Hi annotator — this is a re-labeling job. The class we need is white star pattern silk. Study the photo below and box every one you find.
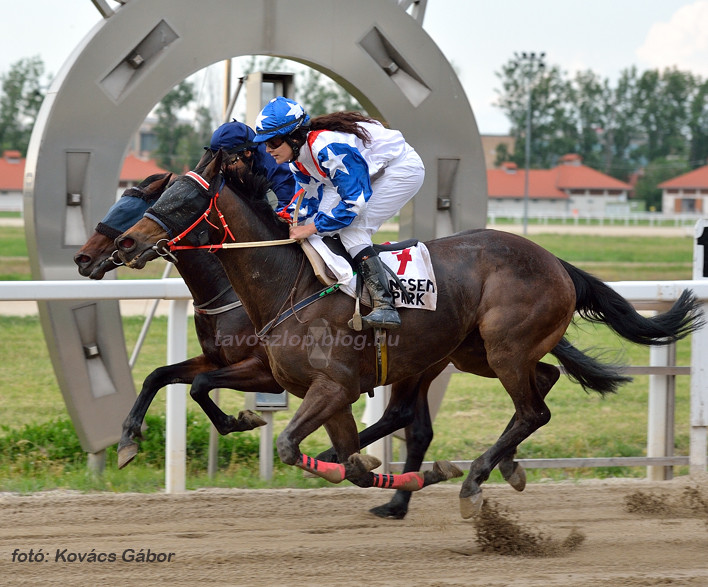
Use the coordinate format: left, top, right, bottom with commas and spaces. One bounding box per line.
254, 110, 268, 131
286, 102, 305, 119
320, 148, 349, 176
288, 120, 410, 233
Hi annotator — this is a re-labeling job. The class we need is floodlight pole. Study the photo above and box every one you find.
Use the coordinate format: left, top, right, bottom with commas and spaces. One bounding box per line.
513, 52, 545, 235
523, 88, 532, 235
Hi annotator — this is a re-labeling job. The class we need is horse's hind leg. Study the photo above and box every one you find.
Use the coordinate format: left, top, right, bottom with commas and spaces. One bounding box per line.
459, 359, 555, 518
497, 362, 560, 491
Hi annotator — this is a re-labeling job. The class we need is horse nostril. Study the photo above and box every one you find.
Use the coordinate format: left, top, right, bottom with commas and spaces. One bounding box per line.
117, 237, 135, 251
74, 253, 91, 266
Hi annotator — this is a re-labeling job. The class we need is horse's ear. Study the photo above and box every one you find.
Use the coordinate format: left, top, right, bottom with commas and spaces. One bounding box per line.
203, 149, 223, 182
159, 172, 173, 190
194, 148, 213, 172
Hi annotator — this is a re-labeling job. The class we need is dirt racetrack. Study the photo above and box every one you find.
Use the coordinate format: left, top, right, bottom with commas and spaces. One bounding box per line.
1, 475, 708, 587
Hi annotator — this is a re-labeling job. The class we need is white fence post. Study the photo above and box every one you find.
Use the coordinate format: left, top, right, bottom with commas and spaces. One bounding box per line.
363, 385, 391, 472
647, 344, 675, 480
691, 220, 708, 474
165, 299, 189, 493
690, 312, 708, 474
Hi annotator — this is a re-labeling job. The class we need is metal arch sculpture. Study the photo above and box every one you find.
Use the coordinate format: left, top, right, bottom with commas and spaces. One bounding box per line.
24, 0, 486, 454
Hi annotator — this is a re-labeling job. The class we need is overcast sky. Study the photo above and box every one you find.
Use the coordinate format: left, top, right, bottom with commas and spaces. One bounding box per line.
1, 0, 706, 134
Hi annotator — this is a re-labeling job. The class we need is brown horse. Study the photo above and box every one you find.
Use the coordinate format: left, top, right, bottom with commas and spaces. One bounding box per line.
75, 170, 460, 516
115, 150, 702, 517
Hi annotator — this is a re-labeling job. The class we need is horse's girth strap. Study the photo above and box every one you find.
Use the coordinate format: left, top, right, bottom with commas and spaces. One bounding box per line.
374, 328, 388, 387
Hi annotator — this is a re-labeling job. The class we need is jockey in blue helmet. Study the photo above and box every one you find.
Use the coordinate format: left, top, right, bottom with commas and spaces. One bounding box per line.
208, 120, 296, 210
252, 96, 425, 330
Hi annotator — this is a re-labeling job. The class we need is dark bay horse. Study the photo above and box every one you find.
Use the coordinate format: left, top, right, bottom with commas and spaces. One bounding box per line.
115, 151, 703, 517
75, 170, 460, 516
74, 173, 275, 468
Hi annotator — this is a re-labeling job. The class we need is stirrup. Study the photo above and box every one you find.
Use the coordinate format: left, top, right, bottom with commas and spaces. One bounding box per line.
361, 307, 401, 330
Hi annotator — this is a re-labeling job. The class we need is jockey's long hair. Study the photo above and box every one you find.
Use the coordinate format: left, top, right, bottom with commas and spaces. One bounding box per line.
288, 111, 384, 154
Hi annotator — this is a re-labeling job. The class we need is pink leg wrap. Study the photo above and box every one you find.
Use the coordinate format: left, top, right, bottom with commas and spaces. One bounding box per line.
298, 454, 346, 483
371, 471, 425, 492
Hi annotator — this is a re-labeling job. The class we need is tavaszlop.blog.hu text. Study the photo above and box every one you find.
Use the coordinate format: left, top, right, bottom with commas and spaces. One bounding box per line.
11, 548, 175, 563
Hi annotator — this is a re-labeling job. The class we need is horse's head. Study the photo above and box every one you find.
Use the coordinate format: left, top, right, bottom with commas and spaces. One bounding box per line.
115, 150, 223, 269
74, 172, 173, 278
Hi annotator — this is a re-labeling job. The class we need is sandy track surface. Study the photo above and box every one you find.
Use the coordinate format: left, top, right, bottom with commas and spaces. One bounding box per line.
1, 476, 707, 586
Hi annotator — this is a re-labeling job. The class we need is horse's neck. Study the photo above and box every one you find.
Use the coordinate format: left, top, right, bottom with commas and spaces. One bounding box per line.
207, 180, 320, 329
214, 245, 317, 331
173, 250, 237, 306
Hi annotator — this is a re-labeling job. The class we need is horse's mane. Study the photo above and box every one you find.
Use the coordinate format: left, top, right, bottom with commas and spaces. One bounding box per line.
221, 164, 290, 237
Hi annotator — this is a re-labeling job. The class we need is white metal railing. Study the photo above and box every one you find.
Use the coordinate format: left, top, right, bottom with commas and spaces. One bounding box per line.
487, 211, 701, 228
1, 278, 708, 491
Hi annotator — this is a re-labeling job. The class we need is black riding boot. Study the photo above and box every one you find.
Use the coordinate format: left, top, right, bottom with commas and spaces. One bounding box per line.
354, 248, 401, 330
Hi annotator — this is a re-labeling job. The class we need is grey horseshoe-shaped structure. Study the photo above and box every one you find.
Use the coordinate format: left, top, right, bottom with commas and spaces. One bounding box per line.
24, 0, 486, 453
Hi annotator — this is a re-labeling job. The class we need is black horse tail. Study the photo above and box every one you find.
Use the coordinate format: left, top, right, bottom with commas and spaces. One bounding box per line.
558, 258, 705, 346
550, 337, 631, 396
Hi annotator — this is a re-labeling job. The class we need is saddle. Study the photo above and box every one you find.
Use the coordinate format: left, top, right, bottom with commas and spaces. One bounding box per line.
301, 234, 419, 287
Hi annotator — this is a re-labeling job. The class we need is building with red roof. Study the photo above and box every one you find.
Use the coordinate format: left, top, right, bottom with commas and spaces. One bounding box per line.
0, 150, 24, 194
117, 153, 170, 189
0, 151, 169, 211
658, 166, 708, 214
487, 154, 633, 217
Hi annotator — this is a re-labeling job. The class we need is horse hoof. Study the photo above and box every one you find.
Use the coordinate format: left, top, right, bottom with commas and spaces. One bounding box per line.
459, 491, 483, 519
369, 503, 408, 520
507, 464, 527, 492
348, 453, 382, 473
433, 460, 464, 480
239, 409, 267, 429
117, 443, 139, 469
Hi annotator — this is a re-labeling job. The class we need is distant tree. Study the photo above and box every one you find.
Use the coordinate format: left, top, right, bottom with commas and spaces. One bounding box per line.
152, 81, 215, 172
688, 78, 708, 167
633, 68, 695, 164
634, 157, 692, 211
495, 60, 708, 196
495, 59, 576, 169
0, 56, 46, 155
493, 142, 513, 167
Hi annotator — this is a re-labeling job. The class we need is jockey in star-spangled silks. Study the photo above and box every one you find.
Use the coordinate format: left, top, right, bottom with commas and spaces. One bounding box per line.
252, 96, 425, 330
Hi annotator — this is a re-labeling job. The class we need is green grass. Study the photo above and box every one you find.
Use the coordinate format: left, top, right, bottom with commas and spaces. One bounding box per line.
0, 303, 695, 492
0, 226, 28, 257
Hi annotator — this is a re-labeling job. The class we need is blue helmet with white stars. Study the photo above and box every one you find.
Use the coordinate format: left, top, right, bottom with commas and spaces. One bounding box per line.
252, 97, 310, 143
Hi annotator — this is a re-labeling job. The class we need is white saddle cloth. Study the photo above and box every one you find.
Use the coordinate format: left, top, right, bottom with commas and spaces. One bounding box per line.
306, 235, 437, 311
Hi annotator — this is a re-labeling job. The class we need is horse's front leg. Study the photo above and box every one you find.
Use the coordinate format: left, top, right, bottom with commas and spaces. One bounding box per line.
369, 363, 462, 519
118, 356, 210, 468
283, 379, 457, 493
189, 356, 279, 434
276, 377, 358, 470
275, 377, 390, 485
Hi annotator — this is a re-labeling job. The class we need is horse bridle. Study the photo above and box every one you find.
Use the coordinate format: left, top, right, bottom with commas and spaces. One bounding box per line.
150, 170, 299, 259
